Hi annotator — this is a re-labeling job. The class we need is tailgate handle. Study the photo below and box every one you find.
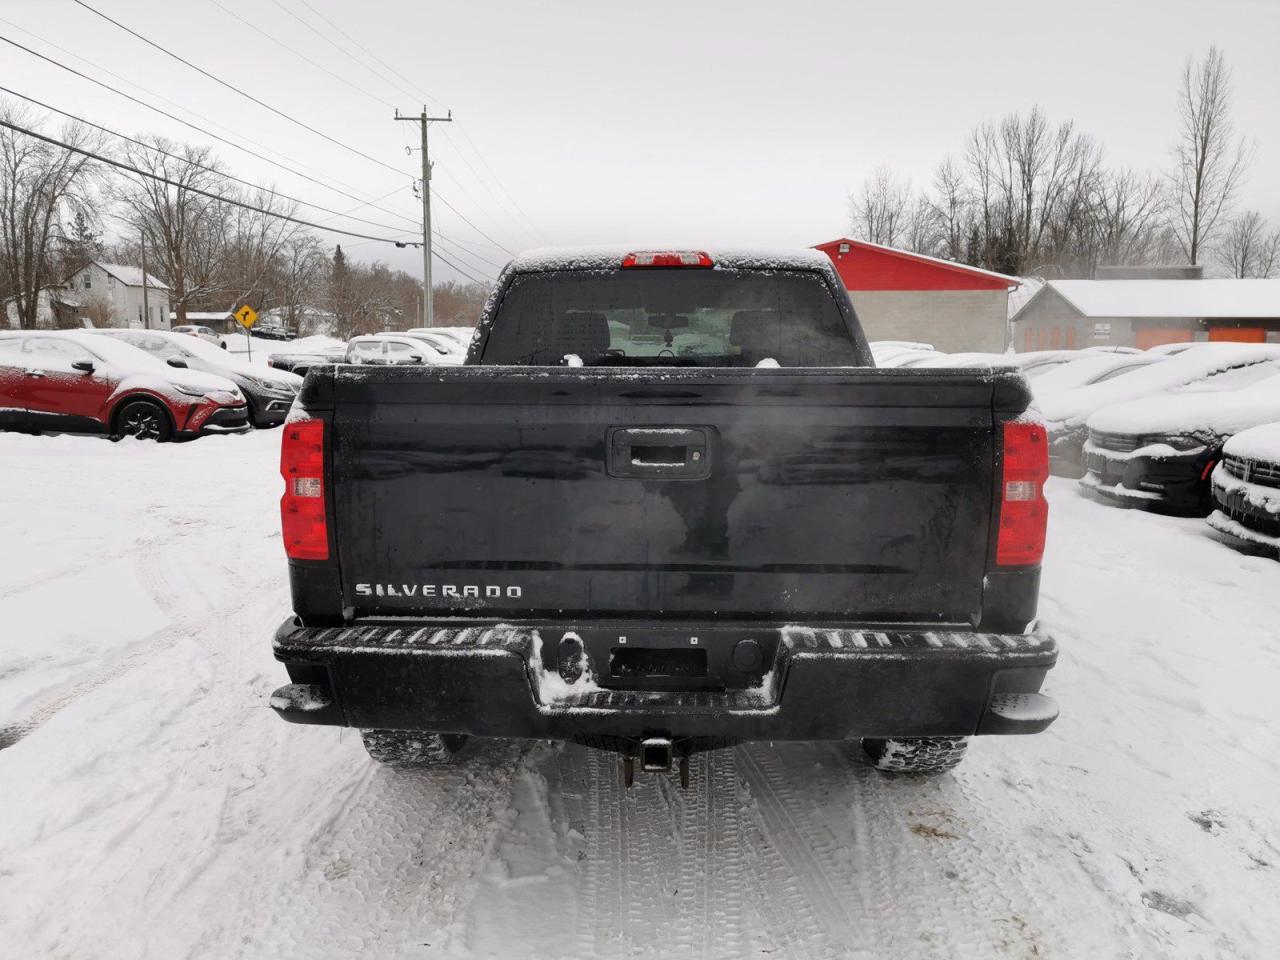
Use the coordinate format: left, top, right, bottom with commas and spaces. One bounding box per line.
607, 426, 711, 480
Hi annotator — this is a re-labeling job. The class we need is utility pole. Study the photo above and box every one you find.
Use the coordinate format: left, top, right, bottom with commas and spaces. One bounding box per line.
140, 234, 150, 330
396, 106, 451, 326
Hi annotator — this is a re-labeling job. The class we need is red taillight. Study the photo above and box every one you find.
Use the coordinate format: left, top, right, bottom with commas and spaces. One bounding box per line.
996, 420, 1049, 566
280, 417, 328, 561
620, 250, 714, 268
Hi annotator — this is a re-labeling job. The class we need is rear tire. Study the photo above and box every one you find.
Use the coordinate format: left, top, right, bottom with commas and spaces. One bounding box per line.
360, 729, 469, 767
862, 737, 968, 775
112, 399, 172, 442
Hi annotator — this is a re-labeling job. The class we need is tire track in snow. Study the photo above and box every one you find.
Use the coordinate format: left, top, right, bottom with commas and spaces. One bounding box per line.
244, 740, 532, 959
736, 743, 859, 958
561, 747, 754, 959
0, 542, 257, 751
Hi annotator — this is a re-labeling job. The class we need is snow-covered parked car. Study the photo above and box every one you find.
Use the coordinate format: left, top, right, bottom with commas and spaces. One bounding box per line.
171, 324, 226, 349
1029, 352, 1165, 403
92, 329, 303, 428
1079, 373, 1280, 515
1037, 344, 1280, 476
869, 340, 937, 366
913, 351, 1018, 369
0, 330, 249, 441
344, 335, 436, 366
375, 330, 464, 365
1206, 422, 1280, 559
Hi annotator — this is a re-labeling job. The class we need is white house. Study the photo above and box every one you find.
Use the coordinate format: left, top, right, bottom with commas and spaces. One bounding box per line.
63, 261, 171, 330
4, 288, 82, 328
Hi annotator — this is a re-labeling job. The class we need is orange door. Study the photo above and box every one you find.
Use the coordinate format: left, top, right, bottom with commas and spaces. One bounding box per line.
1208, 327, 1265, 343
1135, 328, 1193, 350
1066, 327, 1077, 349
1024, 329, 1034, 352
1050, 327, 1061, 348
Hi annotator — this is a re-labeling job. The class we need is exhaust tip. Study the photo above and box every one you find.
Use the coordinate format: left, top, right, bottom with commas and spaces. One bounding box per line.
640, 737, 673, 772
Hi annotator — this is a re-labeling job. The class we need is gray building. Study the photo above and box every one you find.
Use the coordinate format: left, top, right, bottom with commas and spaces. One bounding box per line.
1012, 279, 1280, 350
64, 261, 171, 330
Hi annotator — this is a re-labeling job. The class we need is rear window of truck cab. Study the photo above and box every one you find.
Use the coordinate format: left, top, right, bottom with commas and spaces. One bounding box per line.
480, 269, 860, 367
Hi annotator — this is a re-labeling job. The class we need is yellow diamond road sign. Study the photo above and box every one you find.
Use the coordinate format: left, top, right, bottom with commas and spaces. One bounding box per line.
235, 304, 258, 329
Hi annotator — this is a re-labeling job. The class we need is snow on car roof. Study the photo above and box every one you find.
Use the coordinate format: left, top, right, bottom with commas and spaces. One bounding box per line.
914, 352, 1018, 369
507, 244, 834, 274
1044, 278, 1280, 319
1039, 343, 1280, 428
1087, 372, 1280, 437
1223, 420, 1280, 464
19, 330, 234, 393
1030, 353, 1164, 399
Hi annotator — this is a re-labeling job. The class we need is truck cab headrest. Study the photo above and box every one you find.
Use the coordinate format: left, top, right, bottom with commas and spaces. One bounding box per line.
553, 310, 610, 365
729, 309, 779, 348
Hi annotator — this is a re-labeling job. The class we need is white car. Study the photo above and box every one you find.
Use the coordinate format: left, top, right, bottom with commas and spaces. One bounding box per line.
1030, 353, 1166, 401
171, 324, 226, 349
345, 335, 436, 366
1038, 343, 1280, 475
376, 331, 464, 365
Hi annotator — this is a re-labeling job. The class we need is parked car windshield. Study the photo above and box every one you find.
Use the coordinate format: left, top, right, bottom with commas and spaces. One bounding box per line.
481, 269, 859, 367
1173, 359, 1280, 393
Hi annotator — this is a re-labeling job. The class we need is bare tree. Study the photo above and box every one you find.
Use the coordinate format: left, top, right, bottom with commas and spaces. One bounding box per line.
1215, 211, 1278, 278
849, 165, 912, 246
219, 185, 299, 312
1089, 169, 1168, 266
1169, 46, 1253, 265
113, 137, 231, 324
1259, 230, 1280, 279
0, 104, 101, 329
272, 233, 328, 336
930, 156, 971, 261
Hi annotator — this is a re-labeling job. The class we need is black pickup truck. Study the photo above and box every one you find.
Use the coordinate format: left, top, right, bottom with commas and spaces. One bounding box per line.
270, 247, 1057, 784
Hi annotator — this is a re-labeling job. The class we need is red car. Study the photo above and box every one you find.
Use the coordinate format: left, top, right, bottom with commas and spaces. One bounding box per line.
0, 330, 250, 441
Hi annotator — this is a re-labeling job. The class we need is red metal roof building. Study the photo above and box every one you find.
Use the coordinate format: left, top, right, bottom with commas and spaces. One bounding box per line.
813, 238, 1020, 353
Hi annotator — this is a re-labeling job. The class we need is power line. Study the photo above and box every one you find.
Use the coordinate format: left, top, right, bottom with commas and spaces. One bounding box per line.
431, 247, 490, 287
431, 229, 499, 279
266, 0, 422, 106
0, 84, 422, 238
204, 0, 394, 110
0, 116, 421, 248
453, 121, 551, 243
433, 189, 516, 255
71, 0, 412, 180
0, 32, 421, 229
290, 0, 437, 107
263, 1, 540, 248
431, 228, 502, 270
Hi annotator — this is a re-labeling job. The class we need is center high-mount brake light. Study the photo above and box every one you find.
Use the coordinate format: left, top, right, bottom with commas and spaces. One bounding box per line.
620, 250, 714, 268
996, 420, 1049, 566
280, 417, 329, 561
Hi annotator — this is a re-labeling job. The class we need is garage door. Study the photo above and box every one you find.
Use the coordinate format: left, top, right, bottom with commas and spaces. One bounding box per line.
1208, 327, 1265, 343
1135, 328, 1192, 350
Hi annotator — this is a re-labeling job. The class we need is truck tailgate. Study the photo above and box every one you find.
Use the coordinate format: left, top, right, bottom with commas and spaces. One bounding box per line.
322, 366, 1011, 623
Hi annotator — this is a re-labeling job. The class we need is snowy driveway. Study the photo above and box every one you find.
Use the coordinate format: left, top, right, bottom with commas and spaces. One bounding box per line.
1, 431, 1278, 959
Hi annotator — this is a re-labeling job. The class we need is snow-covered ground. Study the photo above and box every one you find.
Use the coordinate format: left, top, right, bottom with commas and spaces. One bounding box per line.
1, 431, 1278, 959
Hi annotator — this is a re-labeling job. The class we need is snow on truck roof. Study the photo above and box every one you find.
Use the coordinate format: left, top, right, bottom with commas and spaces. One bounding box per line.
506, 245, 835, 274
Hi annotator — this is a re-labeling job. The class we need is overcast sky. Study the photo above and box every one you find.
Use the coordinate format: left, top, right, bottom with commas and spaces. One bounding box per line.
2, 0, 1278, 284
